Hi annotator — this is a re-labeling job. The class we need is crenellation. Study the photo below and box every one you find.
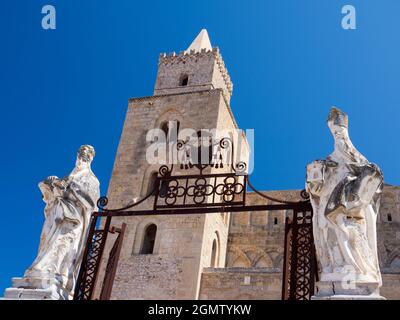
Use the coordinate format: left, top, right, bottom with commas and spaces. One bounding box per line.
156, 47, 232, 101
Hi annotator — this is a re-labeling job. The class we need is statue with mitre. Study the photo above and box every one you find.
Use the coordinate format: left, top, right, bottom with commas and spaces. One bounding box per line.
306, 107, 384, 299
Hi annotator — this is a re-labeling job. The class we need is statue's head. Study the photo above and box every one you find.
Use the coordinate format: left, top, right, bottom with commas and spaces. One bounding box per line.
327, 107, 348, 136
77, 145, 95, 165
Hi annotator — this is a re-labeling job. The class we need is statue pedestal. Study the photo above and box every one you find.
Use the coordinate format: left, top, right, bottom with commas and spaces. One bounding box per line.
311, 280, 386, 300
2, 277, 70, 300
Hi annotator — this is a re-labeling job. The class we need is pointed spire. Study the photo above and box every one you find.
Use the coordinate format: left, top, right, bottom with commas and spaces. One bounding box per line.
186, 29, 212, 53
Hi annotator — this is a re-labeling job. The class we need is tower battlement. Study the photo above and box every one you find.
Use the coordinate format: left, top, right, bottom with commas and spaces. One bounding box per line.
154, 30, 233, 103
157, 47, 233, 96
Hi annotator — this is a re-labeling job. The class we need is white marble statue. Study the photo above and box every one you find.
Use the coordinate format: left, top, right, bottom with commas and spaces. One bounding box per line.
23, 145, 100, 299
306, 107, 384, 298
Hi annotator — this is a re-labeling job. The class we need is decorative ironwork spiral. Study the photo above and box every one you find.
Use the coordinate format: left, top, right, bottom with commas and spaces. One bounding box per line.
235, 161, 247, 174
300, 189, 310, 200
97, 196, 109, 210
219, 137, 232, 149
176, 139, 185, 150
159, 165, 171, 177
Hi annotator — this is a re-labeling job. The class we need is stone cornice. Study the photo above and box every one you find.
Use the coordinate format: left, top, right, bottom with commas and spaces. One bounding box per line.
128, 88, 239, 130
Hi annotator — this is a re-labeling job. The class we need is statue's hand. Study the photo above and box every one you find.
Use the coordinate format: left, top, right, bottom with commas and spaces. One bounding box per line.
58, 179, 69, 189
52, 179, 69, 193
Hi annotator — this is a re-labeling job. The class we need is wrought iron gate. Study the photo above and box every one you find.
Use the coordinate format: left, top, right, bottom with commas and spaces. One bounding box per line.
74, 136, 317, 300
73, 216, 126, 300
282, 207, 317, 300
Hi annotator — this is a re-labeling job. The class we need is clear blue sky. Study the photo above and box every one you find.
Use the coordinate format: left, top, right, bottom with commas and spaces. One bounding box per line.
0, 1, 399, 293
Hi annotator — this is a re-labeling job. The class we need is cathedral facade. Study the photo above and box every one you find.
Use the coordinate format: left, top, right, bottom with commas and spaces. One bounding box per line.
93, 30, 400, 300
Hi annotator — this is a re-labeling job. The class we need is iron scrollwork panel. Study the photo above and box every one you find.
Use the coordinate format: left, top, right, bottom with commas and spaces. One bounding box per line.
154, 173, 247, 209
73, 216, 112, 300
282, 206, 317, 300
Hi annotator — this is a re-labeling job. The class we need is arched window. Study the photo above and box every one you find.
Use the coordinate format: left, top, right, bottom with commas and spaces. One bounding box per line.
140, 224, 157, 254
210, 239, 218, 267
274, 217, 278, 225
388, 213, 392, 222
210, 232, 220, 267
180, 75, 189, 86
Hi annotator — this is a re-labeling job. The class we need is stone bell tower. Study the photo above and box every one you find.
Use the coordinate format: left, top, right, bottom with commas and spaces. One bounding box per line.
96, 29, 243, 300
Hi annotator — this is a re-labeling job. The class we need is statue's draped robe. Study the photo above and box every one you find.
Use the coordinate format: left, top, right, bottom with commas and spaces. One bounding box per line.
25, 167, 100, 298
306, 135, 383, 284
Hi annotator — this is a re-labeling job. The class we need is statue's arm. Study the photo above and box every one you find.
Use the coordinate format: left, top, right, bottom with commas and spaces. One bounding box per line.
64, 179, 98, 212
38, 176, 62, 202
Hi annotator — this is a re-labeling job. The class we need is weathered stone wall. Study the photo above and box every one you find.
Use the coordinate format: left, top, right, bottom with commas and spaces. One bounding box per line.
198, 190, 297, 300
378, 185, 400, 272
377, 185, 400, 299
199, 268, 282, 300
381, 274, 400, 300
227, 191, 302, 270
198, 271, 400, 300
105, 214, 205, 300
